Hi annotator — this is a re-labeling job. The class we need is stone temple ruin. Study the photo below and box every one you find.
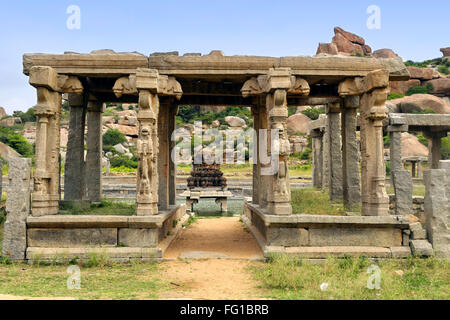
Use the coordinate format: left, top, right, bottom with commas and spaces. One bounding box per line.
1, 50, 449, 261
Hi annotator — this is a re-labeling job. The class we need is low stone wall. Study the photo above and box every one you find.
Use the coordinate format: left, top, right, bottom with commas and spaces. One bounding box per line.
24, 205, 187, 262
243, 202, 411, 259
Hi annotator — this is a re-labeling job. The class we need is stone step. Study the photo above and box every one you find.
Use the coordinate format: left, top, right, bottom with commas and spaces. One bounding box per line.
264, 246, 411, 259
26, 247, 162, 263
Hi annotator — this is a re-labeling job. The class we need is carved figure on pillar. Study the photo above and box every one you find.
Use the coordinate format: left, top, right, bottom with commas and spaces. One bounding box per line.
137, 126, 154, 198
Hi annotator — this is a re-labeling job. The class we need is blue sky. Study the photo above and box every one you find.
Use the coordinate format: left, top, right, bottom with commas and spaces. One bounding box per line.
0, 0, 448, 114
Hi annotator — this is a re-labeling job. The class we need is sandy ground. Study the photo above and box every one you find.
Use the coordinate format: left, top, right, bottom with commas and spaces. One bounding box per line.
160, 217, 266, 300
164, 217, 263, 260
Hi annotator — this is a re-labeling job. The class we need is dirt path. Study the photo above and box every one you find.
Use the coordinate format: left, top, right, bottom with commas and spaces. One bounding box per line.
160, 217, 267, 300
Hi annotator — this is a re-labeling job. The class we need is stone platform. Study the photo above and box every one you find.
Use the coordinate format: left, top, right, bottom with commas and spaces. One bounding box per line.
25, 205, 187, 262
242, 202, 412, 259
180, 188, 233, 213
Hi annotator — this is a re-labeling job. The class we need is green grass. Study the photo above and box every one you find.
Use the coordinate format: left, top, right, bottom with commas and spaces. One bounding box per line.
251, 255, 450, 300
59, 199, 136, 216
0, 262, 169, 300
387, 184, 426, 197
291, 188, 347, 215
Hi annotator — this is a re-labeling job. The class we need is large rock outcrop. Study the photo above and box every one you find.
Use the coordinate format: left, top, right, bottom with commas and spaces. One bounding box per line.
401, 133, 429, 158
387, 94, 450, 114
441, 47, 450, 59
317, 27, 371, 56
287, 113, 311, 135
425, 77, 450, 96
373, 49, 399, 59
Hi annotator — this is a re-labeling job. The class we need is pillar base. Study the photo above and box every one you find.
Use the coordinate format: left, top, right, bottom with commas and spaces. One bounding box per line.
137, 203, 158, 216
362, 202, 390, 216
32, 194, 59, 217
266, 202, 292, 216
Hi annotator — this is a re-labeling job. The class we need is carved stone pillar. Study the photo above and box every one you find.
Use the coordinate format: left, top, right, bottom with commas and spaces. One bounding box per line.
29, 66, 62, 216
86, 100, 104, 203
266, 89, 292, 215
342, 96, 361, 210
64, 93, 86, 201
136, 70, 160, 216
339, 69, 390, 216
241, 68, 310, 215
327, 103, 343, 202
258, 97, 269, 208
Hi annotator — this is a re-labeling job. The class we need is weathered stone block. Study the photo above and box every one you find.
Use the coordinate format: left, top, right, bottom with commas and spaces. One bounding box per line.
27, 228, 118, 247
1, 158, 32, 260
266, 228, 309, 247
424, 169, 450, 258
390, 246, 411, 258
118, 229, 158, 248
410, 240, 434, 257
309, 227, 402, 247
409, 222, 427, 240
29, 66, 58, 91
392, 170, 413, 215
2, 221, 27, 260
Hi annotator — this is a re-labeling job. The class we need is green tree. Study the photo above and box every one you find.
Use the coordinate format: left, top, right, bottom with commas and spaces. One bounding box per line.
103, 129, 126, 148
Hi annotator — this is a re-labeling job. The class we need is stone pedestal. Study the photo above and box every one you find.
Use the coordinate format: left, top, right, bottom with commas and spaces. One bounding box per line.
327, 104, 343, 202
64, 93, 86, 201
342, 100, 361, 210
2, 158, 32, 260
86, 101, 103, 203
424, 168, 450, 258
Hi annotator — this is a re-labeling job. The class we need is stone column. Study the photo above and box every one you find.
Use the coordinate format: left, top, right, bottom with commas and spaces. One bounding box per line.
359, 76, 390, 216
136, 70, 160, 216
169, 103, 178, 206
252, 105, 260, 204
2, 158, 32, 260
440, 160, 450, 200
425, 132, 446, 169
266, 89, 292, 215
327, 103, 343, 202
311, 130, 324, 189
258, 97, 269, 209
29, 66, 62, 216
387, 121, 408, 175
321, 114, 330, 191
85, 100, 103, 203
424, 167, 449, 258
339, 70, 390, 216
342, 96, 361, 210
158, 98, 171, 211
64, 93, 86, 201
0, 161, 2, 200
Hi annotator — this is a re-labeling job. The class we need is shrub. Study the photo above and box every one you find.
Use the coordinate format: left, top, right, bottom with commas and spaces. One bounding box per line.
387, 93, 405, 100
301, 106, 326, 120
103, 129, 126, 148
406, 86, 430, 96
417, 134, 429, 146
0, 127, 34, 157
13, 108, 36, 123
442, 137, 450, 160
300, 148, 312, 161
109, 155, 138, 168
438, 65, 449, 75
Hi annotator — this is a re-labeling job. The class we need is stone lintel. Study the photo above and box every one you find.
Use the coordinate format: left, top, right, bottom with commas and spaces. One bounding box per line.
29, 66, 58, 91
387, 125, 409, 132
390, 113, 450, 128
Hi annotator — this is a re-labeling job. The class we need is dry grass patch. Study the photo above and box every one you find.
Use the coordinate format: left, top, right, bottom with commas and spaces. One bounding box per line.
291, 188, 348, 215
